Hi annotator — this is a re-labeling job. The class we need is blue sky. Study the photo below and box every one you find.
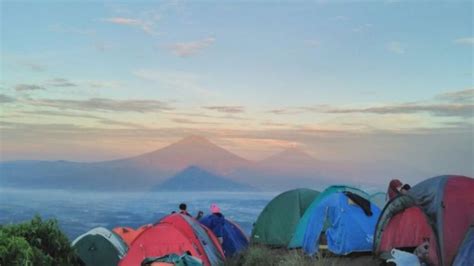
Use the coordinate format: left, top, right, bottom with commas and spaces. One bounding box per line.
0, 1, 473, 177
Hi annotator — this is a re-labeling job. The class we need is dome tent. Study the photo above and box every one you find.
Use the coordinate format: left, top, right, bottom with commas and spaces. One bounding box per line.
289, 185, 370, 249
120, 214, 224, 266
251, 188, 320, 247
373, 175, 474, 266
300, 191, 381, 255
200, 215, 249, 257
72, 227, 128, 266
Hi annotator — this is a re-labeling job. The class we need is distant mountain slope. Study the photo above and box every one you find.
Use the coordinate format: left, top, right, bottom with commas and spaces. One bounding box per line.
111, 135, 251, 175
154, 166, 256, 192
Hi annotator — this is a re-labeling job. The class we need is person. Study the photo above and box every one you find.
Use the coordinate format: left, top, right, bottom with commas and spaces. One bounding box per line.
387, 179, 403, 200
179, 203, 191, 217
196, 211, 204, 220
200, 204, 225, 244
400, 184, 411, 195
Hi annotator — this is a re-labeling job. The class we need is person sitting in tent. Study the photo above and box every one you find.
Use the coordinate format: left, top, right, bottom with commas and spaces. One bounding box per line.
387, 179, 403, 200
179, 203, 192, 217
400, 184, 411, 194
200, 204, 225, 244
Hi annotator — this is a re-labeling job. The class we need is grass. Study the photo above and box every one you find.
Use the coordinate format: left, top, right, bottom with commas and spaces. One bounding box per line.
225, 245, 381, 266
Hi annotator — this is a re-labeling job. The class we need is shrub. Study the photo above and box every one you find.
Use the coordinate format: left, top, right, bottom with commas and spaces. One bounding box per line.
0, 215, 80, 266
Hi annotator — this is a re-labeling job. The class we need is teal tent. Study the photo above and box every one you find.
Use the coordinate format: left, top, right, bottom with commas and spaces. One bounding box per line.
72, 227, 128, 266
251, 188, 320, 247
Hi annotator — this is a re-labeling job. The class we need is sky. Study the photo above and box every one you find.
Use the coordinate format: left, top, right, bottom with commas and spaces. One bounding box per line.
0, 1, 473, 176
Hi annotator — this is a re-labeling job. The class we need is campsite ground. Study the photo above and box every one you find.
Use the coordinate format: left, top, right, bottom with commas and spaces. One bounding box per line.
225, 245, 380, 266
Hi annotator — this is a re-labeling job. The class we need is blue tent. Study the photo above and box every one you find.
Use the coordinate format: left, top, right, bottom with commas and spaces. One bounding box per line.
302, 192, 381, 255
200, 216, 249, 257
453, 226, 474, 266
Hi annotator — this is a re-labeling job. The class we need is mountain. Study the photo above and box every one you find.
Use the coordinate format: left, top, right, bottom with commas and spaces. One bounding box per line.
256, 147, 322, 174
0, 136, 252, 191
153, 166, 256, 192
228, 148, 329, 191
0, 136, 430, 191
113, 135, 251, 175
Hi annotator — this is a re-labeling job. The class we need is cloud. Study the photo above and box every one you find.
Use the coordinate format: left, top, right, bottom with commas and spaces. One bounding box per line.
436, 89, 474, 103
204, 106, 245, 114
0, 94, 16, 103
266, 89, 474, 118
171, 118, 219, 125
387, 41, 405, 54
305, 39, 321, 47
331, 16, 349, 21
20, 110, 144, 129
454, 37, 474, 45
17, 61, 46, 72
324, 103, 473, 117
167, 37, 215, 57
46, 78, 77, 87
15, 84, 45, 91
353, 23, 373, 32
266, 108, 304, 115
102, 17, 156, 35
29, 97, 173, 113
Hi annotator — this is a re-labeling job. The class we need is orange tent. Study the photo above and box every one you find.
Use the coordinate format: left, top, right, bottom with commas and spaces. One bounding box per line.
113, 225, 151, 246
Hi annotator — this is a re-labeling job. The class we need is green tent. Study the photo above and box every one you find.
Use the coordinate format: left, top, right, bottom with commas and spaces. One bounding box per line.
251, 188, 320, 247
72, 227, 128, 266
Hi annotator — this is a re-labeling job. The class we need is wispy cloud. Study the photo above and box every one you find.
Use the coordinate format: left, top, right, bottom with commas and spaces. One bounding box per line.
324, 103, 473, 117
0, 94, 16, 103
171, 118, 219, 125
102, 17, 156, 35
167, 37, 215, 57
46, 78, 77, 87
331, 16, 349, 21
29, 97, 173, 113
454, 37, 474, 45
387, 41, 405, 54
436, 89, 474, 103
15, 84, 45, 91
353, 23, 373, 32
17, 61, 46, 72
204, 106, 245, 114
266, 89, 474, 118
305, 39, 321, 47
20, 110, 144, 129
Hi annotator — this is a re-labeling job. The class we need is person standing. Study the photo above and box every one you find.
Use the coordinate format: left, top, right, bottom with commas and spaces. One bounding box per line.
387, 179, 403, 200
200, 204, 225, 244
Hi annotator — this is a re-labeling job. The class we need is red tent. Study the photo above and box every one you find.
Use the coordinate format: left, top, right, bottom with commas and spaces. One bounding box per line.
119, 214, 224, 266
374, 175, 474, 265
160, 214, 225, 263
119, 223, 199, 266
